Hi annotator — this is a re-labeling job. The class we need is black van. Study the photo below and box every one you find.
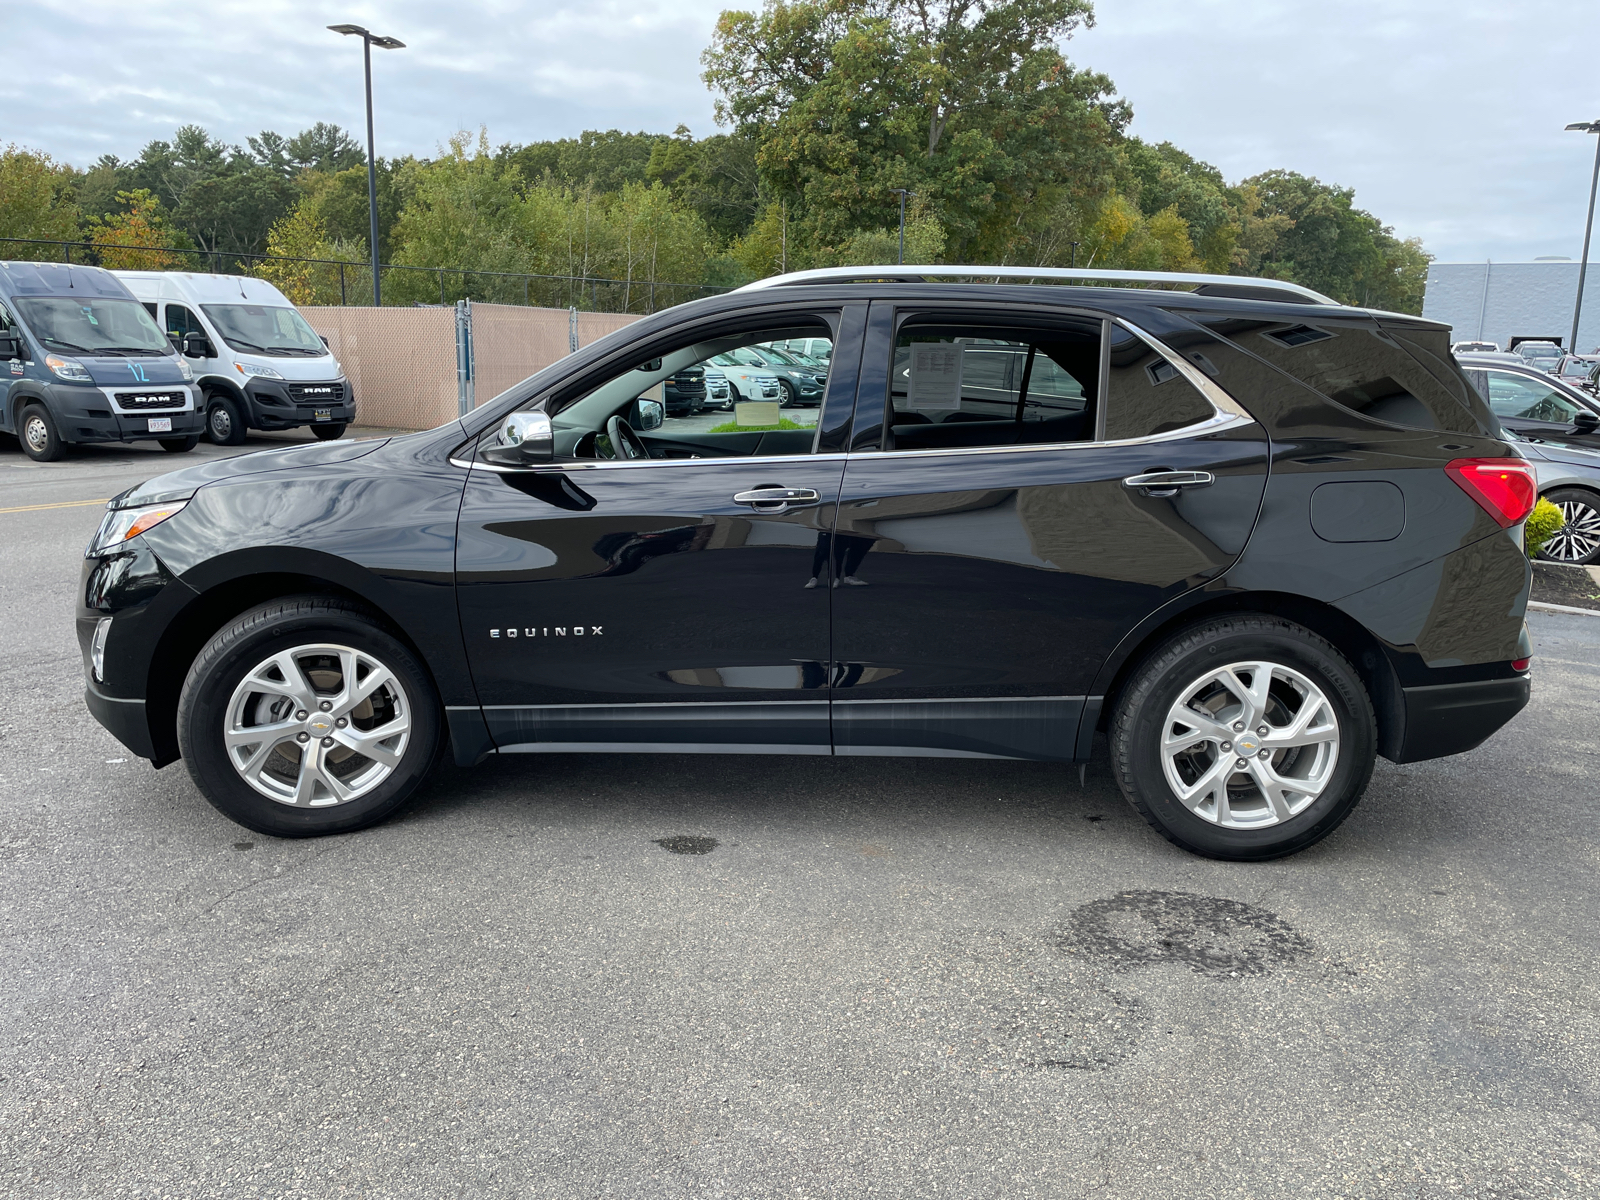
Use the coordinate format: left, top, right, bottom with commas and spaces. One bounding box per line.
0, 262, 204, 460
78, 267, 1534, 861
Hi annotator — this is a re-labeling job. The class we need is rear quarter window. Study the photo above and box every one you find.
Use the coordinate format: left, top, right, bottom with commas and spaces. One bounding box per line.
1172, 311, 1492, 435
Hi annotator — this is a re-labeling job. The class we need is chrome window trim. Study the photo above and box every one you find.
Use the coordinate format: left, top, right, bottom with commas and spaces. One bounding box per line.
450, 315, 1258, 474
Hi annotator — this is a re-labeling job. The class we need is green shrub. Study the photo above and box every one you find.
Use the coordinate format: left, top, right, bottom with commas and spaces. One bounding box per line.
1525, 497, 1564, 558
706, 417, 808, 433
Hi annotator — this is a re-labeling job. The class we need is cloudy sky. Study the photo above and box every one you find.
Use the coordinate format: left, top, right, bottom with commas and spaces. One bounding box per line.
5, 0, 1597, 263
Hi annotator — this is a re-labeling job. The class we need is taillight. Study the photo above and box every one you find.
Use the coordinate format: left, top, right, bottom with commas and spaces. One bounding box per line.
1512, 657, 1531, 672
1445, 458, 1538, 528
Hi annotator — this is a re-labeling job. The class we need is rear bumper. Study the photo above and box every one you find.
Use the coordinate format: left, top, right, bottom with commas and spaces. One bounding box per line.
1392, 675, 1531, 763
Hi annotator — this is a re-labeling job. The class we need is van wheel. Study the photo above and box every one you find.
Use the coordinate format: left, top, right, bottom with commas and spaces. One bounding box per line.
1110, 615, 1376, 861
205, 395, 247, 446
19, 403, 65, 462
160, 436, 200, 452
311, 422, 346, 441
177, 596, 441, 837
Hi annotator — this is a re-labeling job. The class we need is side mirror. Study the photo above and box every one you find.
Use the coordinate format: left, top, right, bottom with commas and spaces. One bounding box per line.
181, 331, 211, 359
320, 335, 331, 349
481, 410, 554, 467
634, 358, 664, 373
1573, 410, 1599, 435
0, 332, 19, 361
632, 398, 664, 431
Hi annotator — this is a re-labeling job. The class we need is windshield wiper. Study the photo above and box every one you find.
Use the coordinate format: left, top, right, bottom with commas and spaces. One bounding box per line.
40, 337, 92, 352
224, 338, 271, 353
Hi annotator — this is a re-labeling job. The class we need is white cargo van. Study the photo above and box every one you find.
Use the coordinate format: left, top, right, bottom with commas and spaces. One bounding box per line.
114, 272, 355, 445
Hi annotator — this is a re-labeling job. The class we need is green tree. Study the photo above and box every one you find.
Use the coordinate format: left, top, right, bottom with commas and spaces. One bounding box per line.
0, 146, 80, 253
87, 189, 191, 269
1244, 170, 1431, 312
499, 129, 667, 194
702, 0, 1127, 266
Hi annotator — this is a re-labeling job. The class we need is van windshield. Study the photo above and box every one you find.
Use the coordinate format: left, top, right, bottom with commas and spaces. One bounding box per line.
13, 297, 171, 356
201, 304, 327, 356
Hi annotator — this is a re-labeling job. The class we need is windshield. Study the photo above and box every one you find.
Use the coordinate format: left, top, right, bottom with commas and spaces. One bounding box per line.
1520, 344, 1561, 360
201, 304, 327, 356
13, 296, 171, 356
1560, 359, 1593, 376
711, 351, 767, 370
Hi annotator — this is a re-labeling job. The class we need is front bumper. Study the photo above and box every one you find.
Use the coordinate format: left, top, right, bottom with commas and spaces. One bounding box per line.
48, 383, 203, 444
1392, 674, 1531, 763
242, 377, 357, 430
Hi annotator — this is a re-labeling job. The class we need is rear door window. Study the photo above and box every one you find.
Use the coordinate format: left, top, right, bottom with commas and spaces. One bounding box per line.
1104, 323, 1217, 440
882, 317, 1100, 451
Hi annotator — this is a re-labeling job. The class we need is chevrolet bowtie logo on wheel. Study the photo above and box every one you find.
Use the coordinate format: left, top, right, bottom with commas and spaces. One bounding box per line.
490, 627, 603, 638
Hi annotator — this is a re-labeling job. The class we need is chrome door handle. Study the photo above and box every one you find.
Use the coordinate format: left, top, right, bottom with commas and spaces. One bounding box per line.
1122, 470, 1214, 497
733, 487, 821, 513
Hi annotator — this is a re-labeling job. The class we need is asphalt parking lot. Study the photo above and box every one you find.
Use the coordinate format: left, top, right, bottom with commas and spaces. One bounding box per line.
2, 433, 1597, 1199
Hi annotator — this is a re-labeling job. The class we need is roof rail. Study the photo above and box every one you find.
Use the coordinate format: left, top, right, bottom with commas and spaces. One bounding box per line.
736, 264, 1339, 306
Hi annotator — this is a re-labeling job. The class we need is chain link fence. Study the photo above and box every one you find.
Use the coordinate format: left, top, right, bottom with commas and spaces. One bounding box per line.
0, 237, 731, 315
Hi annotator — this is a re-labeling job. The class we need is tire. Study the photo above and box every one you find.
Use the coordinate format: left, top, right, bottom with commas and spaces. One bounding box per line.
177, 596, 442, 837
777, 379, 799, 408
311, 422, 346, 441
1110, 615, 1376, 861
160, 436, 200, 453
205, 394, 247, 446
19, 402, 65, 462
1537, 488, 1600, 564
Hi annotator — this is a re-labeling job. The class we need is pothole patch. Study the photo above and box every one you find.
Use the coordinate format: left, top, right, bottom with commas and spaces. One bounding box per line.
1060, 890, 1312, 978
653, 835, 719, 855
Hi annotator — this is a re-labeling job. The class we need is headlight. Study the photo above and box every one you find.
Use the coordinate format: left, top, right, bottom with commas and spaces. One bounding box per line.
86, 500, 189, 557
234, 362, 284, 379
46, 354, 92, 382
176, 357, 194, 380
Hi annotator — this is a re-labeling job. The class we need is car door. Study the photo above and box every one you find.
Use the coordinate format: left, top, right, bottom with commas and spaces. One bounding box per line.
1473, 367, 1600, 448
455, 303, 863, 754
827, 300, 1270, 761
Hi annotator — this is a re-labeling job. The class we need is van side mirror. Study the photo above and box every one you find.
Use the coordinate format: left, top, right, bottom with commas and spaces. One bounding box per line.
0, 332, 19, 361
320, 335, 330, 349
481, 410, 554, 467
181, 331, 212, 359
1573, 410, 1599, 435
631, 398, 664, 431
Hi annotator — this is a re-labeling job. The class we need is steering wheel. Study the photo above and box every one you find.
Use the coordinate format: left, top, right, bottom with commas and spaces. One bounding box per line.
603, 414, 650, 461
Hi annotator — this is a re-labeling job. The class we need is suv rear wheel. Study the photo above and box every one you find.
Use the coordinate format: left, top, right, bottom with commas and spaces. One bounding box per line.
177, 596, 441, 837
1111, 616, 1376, 861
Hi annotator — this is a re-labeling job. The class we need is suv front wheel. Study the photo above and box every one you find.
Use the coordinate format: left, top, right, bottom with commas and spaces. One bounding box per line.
177, 597, 441, 837
1111, 616, 1376, 861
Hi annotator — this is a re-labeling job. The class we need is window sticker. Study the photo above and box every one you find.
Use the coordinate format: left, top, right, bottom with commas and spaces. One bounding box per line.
82, 306, 100, 326
907, 342, 964, 412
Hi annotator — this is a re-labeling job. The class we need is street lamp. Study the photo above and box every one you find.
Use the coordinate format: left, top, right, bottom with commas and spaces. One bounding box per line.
329, 23, 405, 307
889, 189, 915, 265
1565, 119, 1600, 353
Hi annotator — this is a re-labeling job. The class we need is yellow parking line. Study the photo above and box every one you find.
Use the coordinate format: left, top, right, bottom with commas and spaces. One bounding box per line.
0, 498, 110, 515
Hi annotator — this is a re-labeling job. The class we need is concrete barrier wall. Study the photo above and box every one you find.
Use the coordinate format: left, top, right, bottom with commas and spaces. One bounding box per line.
299, 304, 642, 430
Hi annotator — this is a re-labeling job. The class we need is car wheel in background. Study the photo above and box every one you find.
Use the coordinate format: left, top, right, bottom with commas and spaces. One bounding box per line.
177, 596, 441, 837
1110, 615, 1376, 862
160, 436, 200, 453
205, 394, 247, 446
19, 403, 65, 462
311, 423, 347, 441
777, 379, 799, 408
1538, 488, 1600, 564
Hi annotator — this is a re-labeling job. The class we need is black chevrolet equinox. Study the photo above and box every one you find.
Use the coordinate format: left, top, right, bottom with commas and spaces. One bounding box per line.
79, 267, 1535, 860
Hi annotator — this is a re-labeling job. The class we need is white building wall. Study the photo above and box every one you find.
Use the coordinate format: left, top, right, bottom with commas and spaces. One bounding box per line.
1422, 261, 1600, 352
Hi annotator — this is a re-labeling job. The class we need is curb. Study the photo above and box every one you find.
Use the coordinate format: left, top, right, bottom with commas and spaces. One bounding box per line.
1528, 600, 1600, 617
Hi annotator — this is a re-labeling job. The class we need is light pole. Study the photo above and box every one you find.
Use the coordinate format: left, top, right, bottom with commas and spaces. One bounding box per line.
1565, 119, 1600, 353
329, 23, 405, 307
889, 189, 915, 264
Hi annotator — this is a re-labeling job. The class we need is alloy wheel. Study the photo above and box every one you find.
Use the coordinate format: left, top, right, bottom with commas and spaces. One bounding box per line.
1160, 660, 1340, 828
223, 642, 411, 808
1541, 498, 1600, 563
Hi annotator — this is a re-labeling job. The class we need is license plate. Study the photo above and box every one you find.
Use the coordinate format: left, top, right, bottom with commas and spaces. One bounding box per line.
147, 417, 172, 433
314, 409, 332, 421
